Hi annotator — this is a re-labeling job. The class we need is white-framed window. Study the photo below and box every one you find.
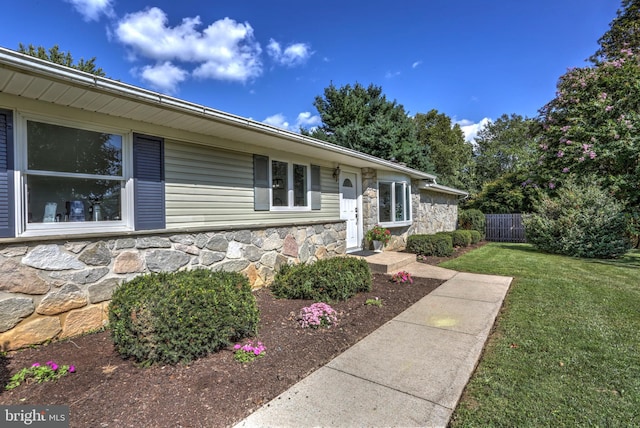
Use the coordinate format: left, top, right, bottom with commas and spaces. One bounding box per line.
271, 159, 310, 210
378, 180, 411, 226
17, 115, 133, 236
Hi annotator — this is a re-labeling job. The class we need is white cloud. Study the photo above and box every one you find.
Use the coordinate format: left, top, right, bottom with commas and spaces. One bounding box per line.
412, 60, 423, 69
136, 62, 188, 94
266, 39, 312, 67
385, 70, 401, 79
114, 7, 262, 83
263, 112, 321, 132
66, 0, 115, 21
263, 113, 290, 129
456, 117, 492, 143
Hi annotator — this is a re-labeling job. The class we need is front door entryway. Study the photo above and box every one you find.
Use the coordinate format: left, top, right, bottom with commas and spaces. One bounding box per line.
340, 172, 359, 250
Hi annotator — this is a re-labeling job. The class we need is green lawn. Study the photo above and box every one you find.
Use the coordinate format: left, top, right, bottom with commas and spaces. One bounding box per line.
442, 243, 640, 427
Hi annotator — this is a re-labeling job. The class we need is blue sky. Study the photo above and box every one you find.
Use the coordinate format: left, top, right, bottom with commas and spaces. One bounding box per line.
0, 1, 620, 141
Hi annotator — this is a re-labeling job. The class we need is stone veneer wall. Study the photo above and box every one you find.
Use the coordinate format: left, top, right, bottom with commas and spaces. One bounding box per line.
361, 171, 459, 251
0, 222, 346, 351
409, 187, 459, 235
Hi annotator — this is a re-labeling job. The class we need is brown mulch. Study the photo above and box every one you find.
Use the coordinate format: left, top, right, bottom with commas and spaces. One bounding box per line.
0, 243, 486, 428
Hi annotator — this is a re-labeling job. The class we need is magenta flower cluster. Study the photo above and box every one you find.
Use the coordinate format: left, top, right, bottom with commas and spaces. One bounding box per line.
6, 360, 76, 390
391, 271, 413, 284
233, 340, 266, 362
298, 302, 338, 329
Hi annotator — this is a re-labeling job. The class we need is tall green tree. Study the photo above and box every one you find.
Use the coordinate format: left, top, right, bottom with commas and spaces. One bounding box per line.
590, 0, 640, 64
473, 113, 538, 188
413, 109, 472, 189
306, 82, 432, 173
18, 43, 106, 76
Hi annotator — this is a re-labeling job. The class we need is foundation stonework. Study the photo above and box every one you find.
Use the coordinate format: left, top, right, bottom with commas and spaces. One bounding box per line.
0, 222, 345, 351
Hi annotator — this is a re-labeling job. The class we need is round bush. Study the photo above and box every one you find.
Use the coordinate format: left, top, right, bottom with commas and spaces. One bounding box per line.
108, 270, 259, 365
458, 209, 486, 237
469, 230, 482, 244
451, 230, 472, 247
524, 180, 631, 259
271, 257, 372, 302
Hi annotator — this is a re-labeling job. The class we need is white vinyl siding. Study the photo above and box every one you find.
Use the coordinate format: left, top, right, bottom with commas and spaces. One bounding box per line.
165, 140, 339, 229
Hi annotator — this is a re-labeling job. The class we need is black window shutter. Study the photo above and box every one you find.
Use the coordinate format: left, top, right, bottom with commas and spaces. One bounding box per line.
133, 133, 165, 230
0, 109, 14, 238
254, 154, 270, 211
310, 164, 321, 210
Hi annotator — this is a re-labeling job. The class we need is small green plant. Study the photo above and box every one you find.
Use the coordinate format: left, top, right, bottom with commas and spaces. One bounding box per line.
6, 361, 76, 390
365, 297, 383, 307
365, 224, 391, 244
298, 303, 338, 328
233, 340, 266, 363
391, 270, 413, 284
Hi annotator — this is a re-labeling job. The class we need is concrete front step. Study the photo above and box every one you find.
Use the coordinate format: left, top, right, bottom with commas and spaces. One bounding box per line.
349, 251, 416, 274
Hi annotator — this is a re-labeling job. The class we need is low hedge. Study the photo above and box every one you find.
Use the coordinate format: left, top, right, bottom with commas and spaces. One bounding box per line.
406, 233, 453, 257
108, 270, 259, 366
271, 257, 372, 301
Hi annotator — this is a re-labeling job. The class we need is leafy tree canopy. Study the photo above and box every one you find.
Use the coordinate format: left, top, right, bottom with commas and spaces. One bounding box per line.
472, 113, 539, 189
463, 171, 540, 214
534, 49, 640, 207
413, 109, 472, 189
306, 82, 433, 173
18, 43, 106, 77
590, 0, 640, 64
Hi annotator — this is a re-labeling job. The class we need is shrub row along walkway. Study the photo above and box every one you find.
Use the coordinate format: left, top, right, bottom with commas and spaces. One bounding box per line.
235, 257, 512, 427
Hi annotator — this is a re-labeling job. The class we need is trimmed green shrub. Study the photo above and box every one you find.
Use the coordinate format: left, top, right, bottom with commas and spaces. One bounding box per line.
469, 230, 482, 244
524, 179, 631, 259
271, 257, 373, 302
271, 257, 372, 302
407, 233, 454, 257
451, 230, 472, 247
108, 270, 259, 365
458, 209, 486, 237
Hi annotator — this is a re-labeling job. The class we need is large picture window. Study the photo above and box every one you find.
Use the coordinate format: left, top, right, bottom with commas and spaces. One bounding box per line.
378, 180, 411, 225
25, 120, 126, 227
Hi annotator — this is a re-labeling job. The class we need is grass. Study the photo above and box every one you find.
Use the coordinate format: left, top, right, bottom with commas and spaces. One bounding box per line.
442, 243, 640, 427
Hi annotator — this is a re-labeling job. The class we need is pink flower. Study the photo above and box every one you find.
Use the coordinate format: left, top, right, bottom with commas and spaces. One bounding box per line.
589, 151, 597, 159
31, 363, 40, 368
233, 344, 241, 350
69, 365, 76, 373
549, 182, 555, 189
46, 361, 58, 371
562, 167, 570, 173
557, 151, 564, 158
605, 105, 613, 112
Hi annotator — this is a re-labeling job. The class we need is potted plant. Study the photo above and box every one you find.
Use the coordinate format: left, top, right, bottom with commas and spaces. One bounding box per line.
366, 224, 391, 252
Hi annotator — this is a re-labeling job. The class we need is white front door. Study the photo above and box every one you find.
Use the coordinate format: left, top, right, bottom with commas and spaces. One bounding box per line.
340, 172, 359, 250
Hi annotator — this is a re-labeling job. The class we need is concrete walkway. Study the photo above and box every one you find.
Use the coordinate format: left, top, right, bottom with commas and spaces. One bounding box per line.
234, 259, 512, 428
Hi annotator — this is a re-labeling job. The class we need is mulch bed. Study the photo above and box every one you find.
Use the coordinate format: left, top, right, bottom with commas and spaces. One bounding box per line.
0, 243, 486, 428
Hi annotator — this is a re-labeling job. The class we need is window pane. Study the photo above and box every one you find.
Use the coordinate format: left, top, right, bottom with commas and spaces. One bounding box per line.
405, 184, 411, 221
293, 164, 307, 207
27, 175, 122, 223
272, 160, 288, 207
379, 182, 392, 222
28, 121, 122, 176
395, 182, 405, 221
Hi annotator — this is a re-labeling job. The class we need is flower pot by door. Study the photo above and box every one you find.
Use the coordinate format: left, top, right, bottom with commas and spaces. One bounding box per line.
372, 240, 384, 253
